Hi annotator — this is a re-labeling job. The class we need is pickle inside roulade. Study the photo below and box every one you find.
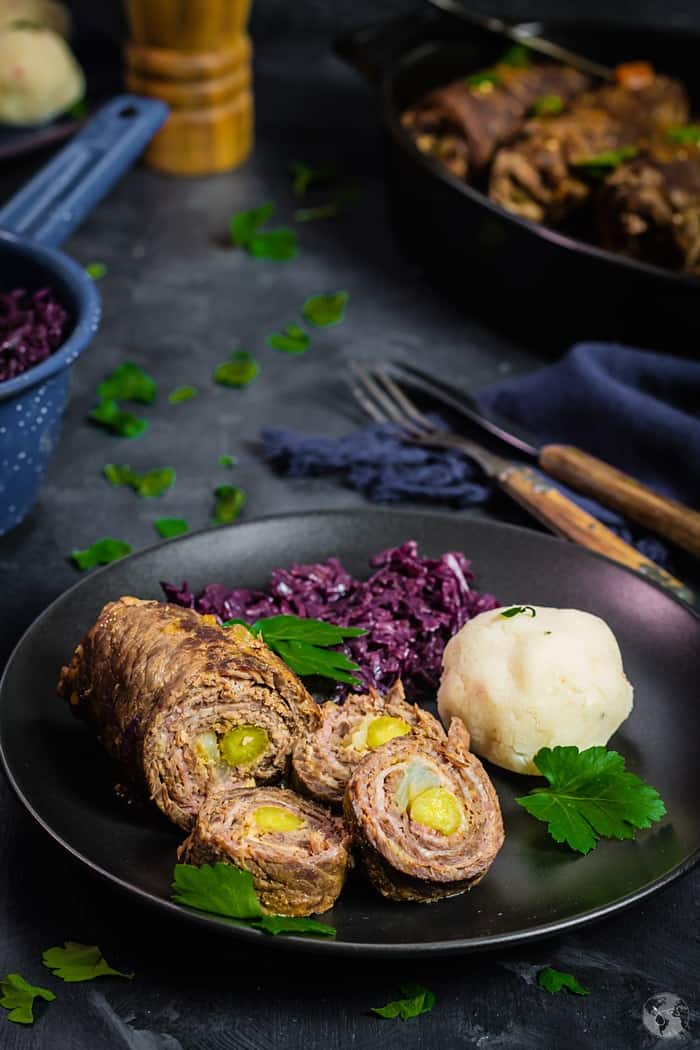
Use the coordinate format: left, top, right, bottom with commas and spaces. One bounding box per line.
343, 718, 504, 903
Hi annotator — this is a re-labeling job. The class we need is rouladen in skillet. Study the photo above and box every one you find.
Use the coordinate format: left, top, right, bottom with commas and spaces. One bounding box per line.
291, 679, 446, 807
179, 786, 351, 916
57, 597, 319, 830
489, 72, 689, 223
402, 60, 590, 180
596, 132, 700, 273
344, 718, 503, 903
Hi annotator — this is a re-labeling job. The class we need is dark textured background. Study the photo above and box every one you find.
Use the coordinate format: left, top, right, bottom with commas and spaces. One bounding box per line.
0, 2, 699, 1048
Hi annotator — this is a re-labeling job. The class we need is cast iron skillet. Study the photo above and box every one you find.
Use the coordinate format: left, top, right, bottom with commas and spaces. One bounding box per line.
337, 11, 700, 348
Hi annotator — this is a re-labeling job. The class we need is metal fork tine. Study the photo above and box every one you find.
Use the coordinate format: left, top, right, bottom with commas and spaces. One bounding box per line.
350, 365, 424, 437
374, 369, 437, 433
349, 375, 386, 424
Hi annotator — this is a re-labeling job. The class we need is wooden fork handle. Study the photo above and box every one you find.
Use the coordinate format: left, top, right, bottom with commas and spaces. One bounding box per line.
498, 465, 694, 604
539, 444, 700, 559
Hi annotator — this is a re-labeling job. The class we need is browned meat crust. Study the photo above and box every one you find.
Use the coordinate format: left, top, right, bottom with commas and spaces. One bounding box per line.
291, 680, 445, 807
490, 76, 689, 223
179, 786, 351, 916
57, 597, 319, 830
344, 719, 504, 903
596, 137, 700, 273
402, 63, 590, 180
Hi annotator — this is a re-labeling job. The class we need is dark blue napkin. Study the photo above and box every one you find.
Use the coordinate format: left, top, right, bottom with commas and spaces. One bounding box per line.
261, 344, 700, 561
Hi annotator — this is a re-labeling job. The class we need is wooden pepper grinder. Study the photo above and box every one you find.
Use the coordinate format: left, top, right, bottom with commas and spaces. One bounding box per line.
123, 0, 253, 175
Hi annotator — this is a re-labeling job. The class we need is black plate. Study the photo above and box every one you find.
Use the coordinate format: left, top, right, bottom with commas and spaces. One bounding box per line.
1, 510, 699, 957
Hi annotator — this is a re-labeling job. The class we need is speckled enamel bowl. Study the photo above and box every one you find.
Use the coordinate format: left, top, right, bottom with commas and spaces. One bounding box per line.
0, 231, 101, 536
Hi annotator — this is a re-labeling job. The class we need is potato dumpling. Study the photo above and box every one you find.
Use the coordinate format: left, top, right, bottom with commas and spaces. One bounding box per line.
437, 605, 634, 774
0, 23, 83, 125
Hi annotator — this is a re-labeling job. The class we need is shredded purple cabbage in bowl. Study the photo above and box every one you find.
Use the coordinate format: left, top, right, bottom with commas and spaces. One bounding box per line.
162, 541, 499, 698
0, 288, 70, 383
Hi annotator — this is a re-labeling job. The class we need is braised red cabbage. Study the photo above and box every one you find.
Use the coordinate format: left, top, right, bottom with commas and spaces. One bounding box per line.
0, 288, 70, 383
162, 541, 498, 696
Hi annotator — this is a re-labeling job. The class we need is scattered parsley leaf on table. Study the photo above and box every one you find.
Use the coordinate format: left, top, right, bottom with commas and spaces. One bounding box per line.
230, 202, 275, 247
537, 968, 589, 996
96, 362, 156, 405
302, 291, 348, 327
212, 485, 246, 524
218, 454, 236, 468
289, 160, 337, 196
88, 400, 148, 438
103, 464, 175, 498
214, 349, 259, 388
154, 517, 189, 539
267, 324, 310, 354
85, 261, 107, 280
71, 538, 132, 570
168, 385, 197, 404
372, 982, 436, 1020
248, 228, 297, 261
172, 863, 336, 937
516, 746, 666, 854
223, 614, 366, 686
42, 943, 133, 983
0, 974, 55, 1025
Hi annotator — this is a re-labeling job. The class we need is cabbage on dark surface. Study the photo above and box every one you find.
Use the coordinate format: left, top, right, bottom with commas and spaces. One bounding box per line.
0, 288, 70, 383
162, 541, 499, 697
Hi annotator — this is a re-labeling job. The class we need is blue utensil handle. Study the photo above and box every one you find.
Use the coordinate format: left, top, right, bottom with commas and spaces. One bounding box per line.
0, 95, 168, 248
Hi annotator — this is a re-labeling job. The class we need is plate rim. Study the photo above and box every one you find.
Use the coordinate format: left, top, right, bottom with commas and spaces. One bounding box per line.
2, 507, 699, 956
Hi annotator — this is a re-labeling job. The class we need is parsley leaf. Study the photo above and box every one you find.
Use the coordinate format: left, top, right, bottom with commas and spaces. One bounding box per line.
465, 70, 501, 90
223, 614, 367, 686
537, 967, 589, 996
96, 362, 156, 405
230, 202, 275, 247
267, 324, 310, 354
71, 538, 132, 570
85, 261, 107, 280
372, 982, 435, 1020
289, 160, 337, 196
168, 385, 197, 404
212, 485, 245, 525
666, 124, 700, 145
573, 145, 638, 176
293, 203, 341, 223
154, 517, 189, 538
218, 454, 236, 468
88, 399, 148, 438
172, 863, 336, 937
248, 228, 297, 261
0, 974, 55, 1025
103, 464, 175, 498
500, 43, 532, 68
516, 746, 666, 854
302, 291, 348, 327
214, 349, 259, 388
68, 97, 89, 120
42, 943, 133, 983
531, 93, 565, 117
500, 605, 536, 618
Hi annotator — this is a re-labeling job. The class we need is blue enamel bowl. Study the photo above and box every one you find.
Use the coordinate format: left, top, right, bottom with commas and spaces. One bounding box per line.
0, 96, 168, 536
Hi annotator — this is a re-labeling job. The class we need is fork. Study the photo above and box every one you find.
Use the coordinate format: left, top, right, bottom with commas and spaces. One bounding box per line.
349, 364, 693, 604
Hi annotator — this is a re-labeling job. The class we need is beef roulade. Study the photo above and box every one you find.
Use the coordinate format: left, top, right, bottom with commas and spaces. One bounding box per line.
57, 597, 319, 829
179, 786, 351, 916
402, 60, 590, 181
490, 73, 688, 223
344, 718, 504, 903
291, 680, 445, 807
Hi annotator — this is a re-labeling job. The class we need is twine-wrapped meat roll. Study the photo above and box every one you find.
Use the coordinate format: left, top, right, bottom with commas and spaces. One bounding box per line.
402, 62, 590, 180
596, 132, 700, 273
292, 680, 445, 807
179, 786, 351, 916
57, 597, 319, 830
490, 73, 688, 223
344, 718, 503, 902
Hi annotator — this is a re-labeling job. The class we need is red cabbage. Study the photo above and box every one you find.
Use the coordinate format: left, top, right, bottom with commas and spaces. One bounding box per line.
0, 288, 70, 383
162, 541, 499, 697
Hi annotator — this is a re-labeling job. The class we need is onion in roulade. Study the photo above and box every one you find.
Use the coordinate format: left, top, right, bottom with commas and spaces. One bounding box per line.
402, 62, 590, 181
179, 786, 351, 916
57, 597, 319, 830
291, 679, 445, 806
344, 718, 504, 903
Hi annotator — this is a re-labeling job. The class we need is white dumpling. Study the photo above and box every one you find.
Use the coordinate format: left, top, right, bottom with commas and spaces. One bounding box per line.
0, 23, 83, 125
437, 605, 634, 774
0, 0, 71, 37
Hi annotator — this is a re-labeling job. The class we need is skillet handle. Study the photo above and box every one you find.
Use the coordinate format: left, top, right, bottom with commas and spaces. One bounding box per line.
0, 95, 168, 249
498, 465, 694, 605
335, 10, 445, 85
539, 444, 700, 559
